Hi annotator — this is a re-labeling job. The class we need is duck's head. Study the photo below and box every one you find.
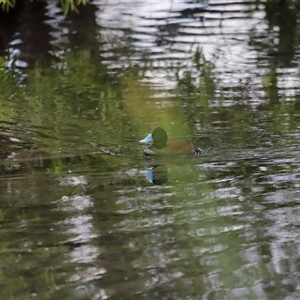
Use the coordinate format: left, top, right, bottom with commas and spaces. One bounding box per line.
140, 127, 168, 149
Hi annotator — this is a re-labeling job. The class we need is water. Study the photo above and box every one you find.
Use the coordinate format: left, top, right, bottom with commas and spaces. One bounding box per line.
1, 0, 300, 299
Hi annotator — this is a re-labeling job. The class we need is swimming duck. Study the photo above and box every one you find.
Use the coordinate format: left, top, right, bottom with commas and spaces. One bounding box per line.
140, 127, 202, 157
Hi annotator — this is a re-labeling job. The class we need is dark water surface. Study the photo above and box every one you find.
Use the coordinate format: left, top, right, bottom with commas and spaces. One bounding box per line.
1, 0, 300, 299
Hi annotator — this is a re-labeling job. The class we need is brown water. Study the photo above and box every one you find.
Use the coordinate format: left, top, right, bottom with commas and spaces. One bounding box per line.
1, 0, 300, 299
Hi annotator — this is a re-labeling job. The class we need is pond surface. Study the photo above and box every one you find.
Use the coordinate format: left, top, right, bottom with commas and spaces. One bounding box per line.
1, 0, 300, 299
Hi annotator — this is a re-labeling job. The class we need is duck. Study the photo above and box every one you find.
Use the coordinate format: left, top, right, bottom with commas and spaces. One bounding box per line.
140, 127, 202, 157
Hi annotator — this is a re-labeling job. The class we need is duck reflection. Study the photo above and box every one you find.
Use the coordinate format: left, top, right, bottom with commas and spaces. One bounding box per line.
141, 164, 168, 185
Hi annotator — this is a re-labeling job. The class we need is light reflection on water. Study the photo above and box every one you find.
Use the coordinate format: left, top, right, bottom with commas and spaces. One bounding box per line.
95, 0, 275, 97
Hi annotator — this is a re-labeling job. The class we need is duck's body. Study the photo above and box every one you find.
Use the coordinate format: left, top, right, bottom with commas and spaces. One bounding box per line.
140, 127, 202, 157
